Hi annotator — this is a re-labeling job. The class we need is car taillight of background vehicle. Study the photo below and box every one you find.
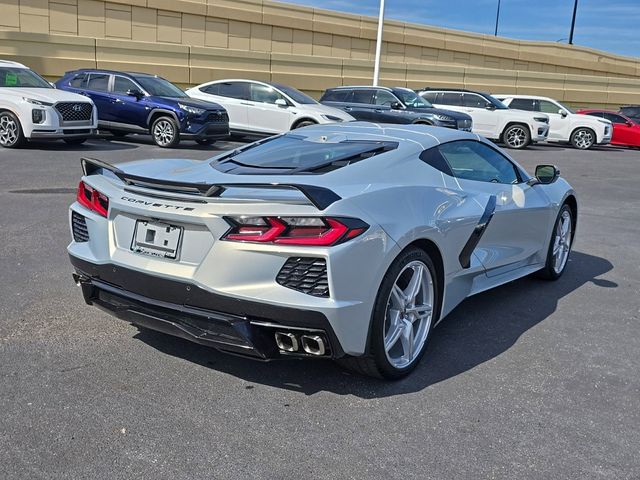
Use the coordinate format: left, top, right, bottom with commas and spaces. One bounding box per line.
77, 181, 109, 217
222, 216, 368, 246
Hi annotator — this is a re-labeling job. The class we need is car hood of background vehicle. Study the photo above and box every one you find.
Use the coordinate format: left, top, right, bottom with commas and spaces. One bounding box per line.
6, 87, 92, 103
296, 103, 355, 120
151, 96, 225, 111
405, 106, 471, 120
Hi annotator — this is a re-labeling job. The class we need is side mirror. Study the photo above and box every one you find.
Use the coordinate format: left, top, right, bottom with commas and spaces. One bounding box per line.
559, 109, 568, 118
485, 103, 496, 111
49, 82, 56, 89
275, 98, 288, 107
390, 102, 403, 110
626, 121, 634, 127
127, 89, 144, 100
533, 165, 560, 185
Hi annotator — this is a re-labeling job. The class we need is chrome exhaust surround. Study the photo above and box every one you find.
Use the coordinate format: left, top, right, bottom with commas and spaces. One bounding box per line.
274, 332, 299, 352
300, 334, 326, 356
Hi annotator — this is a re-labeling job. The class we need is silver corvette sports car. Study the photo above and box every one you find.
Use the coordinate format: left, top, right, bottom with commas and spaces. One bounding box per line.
68, 123, 577, 379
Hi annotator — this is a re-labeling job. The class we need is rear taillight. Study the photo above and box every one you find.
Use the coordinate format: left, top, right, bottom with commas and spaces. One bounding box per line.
77, 181, 109, 217
222, 216, 368, 246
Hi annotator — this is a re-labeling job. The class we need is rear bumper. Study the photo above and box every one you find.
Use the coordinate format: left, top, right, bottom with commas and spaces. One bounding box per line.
69, 255, 343, 360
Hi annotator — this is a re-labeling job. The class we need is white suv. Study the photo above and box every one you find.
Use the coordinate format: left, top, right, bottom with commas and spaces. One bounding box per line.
0, 61, 97, 148
418, 88, 549, 149
186, 79, 354, 136
495, 94, 612, 150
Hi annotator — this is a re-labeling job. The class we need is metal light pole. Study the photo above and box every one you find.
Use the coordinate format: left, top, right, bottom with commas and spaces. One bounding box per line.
494, 0, 501, 36
569, 0, 578, 45
373, 0, 385, 86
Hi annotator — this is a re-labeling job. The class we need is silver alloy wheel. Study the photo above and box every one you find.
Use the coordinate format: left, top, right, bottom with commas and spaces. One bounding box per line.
573, 129, 594, 149
505, 126, 527, 148
383, 260, 434, 369
552, 210, 572, 274
153, 119, 175, 147
0, 114, 19, 147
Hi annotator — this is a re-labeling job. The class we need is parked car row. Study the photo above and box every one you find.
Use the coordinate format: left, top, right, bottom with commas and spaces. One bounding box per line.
1, 60, 637, 151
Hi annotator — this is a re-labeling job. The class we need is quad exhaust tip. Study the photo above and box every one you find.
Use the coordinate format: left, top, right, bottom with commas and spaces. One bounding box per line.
274, 332, 327, 356
301, 335, 326, 356
274, 332, 299, 352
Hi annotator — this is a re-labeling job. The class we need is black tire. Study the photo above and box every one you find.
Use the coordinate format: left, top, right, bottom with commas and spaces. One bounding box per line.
195, 138, 215, 146
0, 111, 25, 148
110, 130, 128, 138
292, 120, 316, 130
535, 204, 574, 280
64, 138, 87, 145
502, 124, 531, 149
150, 116, 180, 148
570, 127, 595, 150
338, 247, 441, 379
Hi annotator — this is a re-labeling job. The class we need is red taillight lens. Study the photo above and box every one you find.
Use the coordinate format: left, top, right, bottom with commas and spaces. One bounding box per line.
76, 181, 109, 218
223, 216, 368, 246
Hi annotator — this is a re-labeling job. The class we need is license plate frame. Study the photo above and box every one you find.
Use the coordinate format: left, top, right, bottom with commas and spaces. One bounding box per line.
131, 219, 183, 260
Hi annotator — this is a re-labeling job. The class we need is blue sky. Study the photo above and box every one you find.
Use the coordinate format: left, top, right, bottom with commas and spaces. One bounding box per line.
287, 0, 640, 58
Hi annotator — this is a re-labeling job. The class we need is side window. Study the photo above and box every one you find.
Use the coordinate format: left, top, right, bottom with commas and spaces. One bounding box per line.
374, 90, 398, 106
321, 90, 350, 102
217, 82, 250, 100
349, 90, 374, 104
462, 93, 488, 108
508, 98, 536, 111
69, 73, 87, 88
421, 92, 438, 103
201, 84, 220, 95
250, 83, 285, 104
112, 76, 139, 94
603, 113, 626, 124
433, 140, 520, 184
440, 92, 463, 106
85, 73, 110, 92
539, 100, 560, 114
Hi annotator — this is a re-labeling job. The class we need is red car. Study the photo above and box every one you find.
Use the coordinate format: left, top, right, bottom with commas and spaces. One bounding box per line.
577, 109, 640, 148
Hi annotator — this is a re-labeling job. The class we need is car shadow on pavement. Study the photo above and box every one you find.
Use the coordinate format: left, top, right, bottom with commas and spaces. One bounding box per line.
24, 140, 139, 151
134, 250, 615, 398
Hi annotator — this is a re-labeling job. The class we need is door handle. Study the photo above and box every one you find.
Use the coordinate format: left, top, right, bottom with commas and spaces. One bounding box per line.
240, 102, 253, 106
343, 107, 353, 111
375, 109, 383, 113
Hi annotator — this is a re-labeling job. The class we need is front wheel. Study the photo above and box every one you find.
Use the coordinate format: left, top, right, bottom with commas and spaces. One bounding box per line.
536, 204, 574, 280
571, 128, 595, 150
0, 111, 25, 148
151, 116, 180, 148
338, 248, 440, 379
502, 124, 531, 149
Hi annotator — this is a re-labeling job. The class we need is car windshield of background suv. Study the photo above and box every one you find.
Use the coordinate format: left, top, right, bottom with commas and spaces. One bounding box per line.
0, 67, 52, 88
393, 90, 433, 108
272, 83, 318, 104
133, 76, 188, 98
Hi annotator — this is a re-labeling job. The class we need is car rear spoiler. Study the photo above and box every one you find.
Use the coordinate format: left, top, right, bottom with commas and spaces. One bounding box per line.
80, 157, 342, 210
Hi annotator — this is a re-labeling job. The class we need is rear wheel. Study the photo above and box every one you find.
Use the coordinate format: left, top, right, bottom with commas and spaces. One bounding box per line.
571, 128, 595, 149
502, 124, 530, 149
0, 111, 25, 148
338, 248, 440, 379
536, 204, 573, 280
151, 116, 180, 148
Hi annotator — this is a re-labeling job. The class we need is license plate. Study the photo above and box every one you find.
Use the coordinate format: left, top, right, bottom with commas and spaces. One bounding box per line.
131, 220, 183, 259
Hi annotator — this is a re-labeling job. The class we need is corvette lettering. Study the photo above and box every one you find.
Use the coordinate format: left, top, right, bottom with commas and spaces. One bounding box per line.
120, 196, 195, 211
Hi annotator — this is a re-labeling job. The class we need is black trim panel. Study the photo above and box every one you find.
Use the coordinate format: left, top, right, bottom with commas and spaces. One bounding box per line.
69, 255, 344, 358
458, 195, 497, 269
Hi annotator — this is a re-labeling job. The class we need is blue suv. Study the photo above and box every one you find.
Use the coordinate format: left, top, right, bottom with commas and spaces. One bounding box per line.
56, 70, 229, 147
320, 86, 472, 131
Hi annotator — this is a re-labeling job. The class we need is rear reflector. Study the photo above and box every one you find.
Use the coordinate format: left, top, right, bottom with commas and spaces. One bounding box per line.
77, 181, 109, 218
222, 216, 368, 246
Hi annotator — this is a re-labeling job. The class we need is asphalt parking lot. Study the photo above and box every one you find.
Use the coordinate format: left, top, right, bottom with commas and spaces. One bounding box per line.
1, 135, 639, 479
